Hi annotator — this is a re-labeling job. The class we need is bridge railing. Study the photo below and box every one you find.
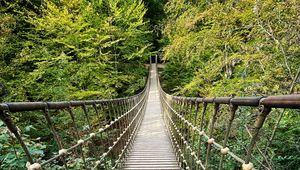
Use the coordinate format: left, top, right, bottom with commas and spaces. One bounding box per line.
159, 80, 299, 170
0, 76, 150, 170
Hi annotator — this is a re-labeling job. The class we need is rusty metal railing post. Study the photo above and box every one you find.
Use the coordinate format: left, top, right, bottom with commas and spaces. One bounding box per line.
218, 103, 238, 170
66, 106, 88, 169
0, 108, 34, 164
205, 102, 219, 169
42, 107, 68, 169
243, 105, 272, 169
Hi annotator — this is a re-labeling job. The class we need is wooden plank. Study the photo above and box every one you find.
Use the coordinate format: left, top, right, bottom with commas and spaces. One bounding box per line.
124, 64, 180, 169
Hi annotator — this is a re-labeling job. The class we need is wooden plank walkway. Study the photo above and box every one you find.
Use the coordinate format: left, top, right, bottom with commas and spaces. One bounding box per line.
124, 64, 180, 170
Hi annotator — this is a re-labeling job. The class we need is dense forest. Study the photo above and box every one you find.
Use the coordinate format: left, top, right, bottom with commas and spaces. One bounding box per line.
0, 0, 299, 169
160, 1, 300, 169
0, 0, 153, 102
161, 0, 300, 97
0, 0, 154, 169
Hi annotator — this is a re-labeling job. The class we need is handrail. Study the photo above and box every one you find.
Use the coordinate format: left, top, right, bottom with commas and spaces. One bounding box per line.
168, 95, 300, 108
158, 68, 300, 170
0, 67, 151, 170
0, 85, 148, 113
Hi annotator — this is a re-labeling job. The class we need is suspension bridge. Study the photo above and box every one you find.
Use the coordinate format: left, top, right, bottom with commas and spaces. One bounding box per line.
0, 64, 299, 170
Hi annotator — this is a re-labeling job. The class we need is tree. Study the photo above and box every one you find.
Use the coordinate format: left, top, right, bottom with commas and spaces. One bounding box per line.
0, 0, 153, 102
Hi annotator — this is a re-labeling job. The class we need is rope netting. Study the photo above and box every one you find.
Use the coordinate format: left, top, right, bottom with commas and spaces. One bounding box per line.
159, 79, 300, 169
0, 76, 150, 170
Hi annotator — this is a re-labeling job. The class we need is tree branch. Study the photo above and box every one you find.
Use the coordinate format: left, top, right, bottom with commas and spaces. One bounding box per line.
257, 21, 293, 80
263, 66, 300, 162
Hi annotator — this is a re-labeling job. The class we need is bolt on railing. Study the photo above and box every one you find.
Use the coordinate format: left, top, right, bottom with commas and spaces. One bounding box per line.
0, 76, 150, 170
159, 79, 300, 170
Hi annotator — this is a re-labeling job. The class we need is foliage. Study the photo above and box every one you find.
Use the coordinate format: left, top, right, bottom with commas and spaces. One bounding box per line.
161, 0, 300, 169
0, 0, 153, 102
0, 121, 47, 169
143, 0, 167, 51
1, 0, 299, 169
162, 0, 300, 97
0, 0, 153, 169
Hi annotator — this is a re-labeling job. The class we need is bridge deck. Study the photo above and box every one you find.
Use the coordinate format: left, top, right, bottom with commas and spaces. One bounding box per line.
124, 64, 179, 170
